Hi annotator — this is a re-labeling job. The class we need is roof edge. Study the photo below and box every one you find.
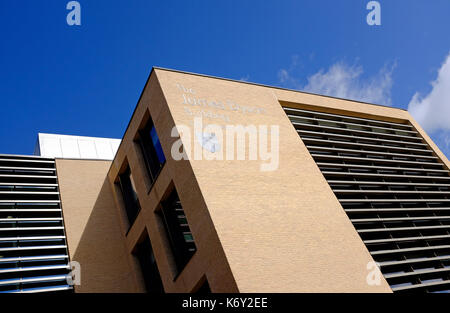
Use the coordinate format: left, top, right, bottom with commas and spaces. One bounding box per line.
153, 66, 407, 111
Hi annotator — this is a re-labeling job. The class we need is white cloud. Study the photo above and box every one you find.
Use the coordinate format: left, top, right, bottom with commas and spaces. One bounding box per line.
304, 62, 395, 106
239, 75, 250, 82
442, 134, 450, 155
428, 130, 450, 159
408, 53, 450, 133
277, 69, 290, 84
277, 54, 450, 158
407, 52, 450, 158
278, 61, 395, 106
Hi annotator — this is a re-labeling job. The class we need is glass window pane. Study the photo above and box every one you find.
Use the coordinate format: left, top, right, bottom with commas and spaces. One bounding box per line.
150, 126, 166, 164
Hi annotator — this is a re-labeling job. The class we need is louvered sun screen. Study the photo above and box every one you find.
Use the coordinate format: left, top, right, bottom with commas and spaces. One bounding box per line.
160, 189, 196, 275
0, 154, 71, 293
284, 106, 450, 293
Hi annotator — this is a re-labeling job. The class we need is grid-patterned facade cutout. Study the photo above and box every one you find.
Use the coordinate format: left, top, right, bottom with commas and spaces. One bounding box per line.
284, 106, 450, 293
0, 154, 71, 293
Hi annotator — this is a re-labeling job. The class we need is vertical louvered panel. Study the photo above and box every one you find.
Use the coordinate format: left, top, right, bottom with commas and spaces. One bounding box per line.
0, 154, 72, 293
160, 191, 196, 274
284, 107, 450, 293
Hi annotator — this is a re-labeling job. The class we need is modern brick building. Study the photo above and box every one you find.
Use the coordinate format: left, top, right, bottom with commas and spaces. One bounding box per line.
1, 68, 450, 293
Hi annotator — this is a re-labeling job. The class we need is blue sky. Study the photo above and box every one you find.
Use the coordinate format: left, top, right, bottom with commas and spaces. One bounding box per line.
1, 0, 449, 157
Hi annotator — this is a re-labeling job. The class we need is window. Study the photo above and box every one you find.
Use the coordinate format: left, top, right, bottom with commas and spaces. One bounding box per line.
158, 188, 196, 275
134, 233, 164, 293
118, 167, 140, 225
138, 116, 166, 184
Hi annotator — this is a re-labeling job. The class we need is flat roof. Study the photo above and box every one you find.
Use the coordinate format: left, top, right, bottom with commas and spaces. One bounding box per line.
35, 133, 121, 160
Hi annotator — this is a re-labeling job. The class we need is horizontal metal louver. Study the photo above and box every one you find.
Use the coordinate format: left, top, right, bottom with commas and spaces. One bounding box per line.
284, 107, 450, 293
160, 190, 196, 274
0, 154, 71, 293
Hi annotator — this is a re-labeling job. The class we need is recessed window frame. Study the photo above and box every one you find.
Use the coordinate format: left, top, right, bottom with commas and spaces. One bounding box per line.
117, 165, 141, 228
135, 111, 166, 192
192, 276, 212, 293
156, 186, 196, 278
133, 230, 165, 294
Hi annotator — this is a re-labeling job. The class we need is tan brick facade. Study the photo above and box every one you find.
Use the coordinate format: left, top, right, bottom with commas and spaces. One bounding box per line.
55, 68, 450, 293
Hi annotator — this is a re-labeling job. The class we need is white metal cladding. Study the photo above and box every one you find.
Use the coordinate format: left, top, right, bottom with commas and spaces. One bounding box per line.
0, 154, 71, 293
284, 106, 450, 293
35, 133, 121, 160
